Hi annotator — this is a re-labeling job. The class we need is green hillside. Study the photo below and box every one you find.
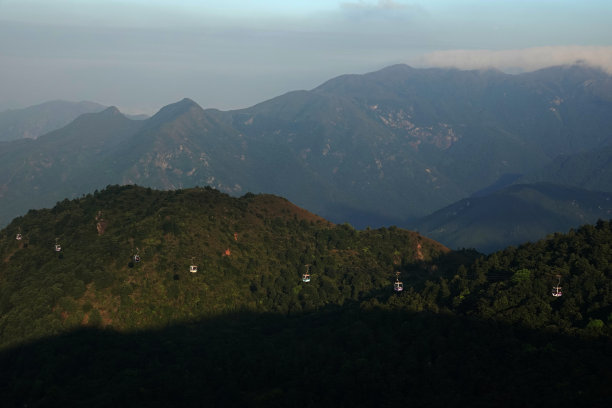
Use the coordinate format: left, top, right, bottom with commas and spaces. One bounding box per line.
0, 185, 448, 349
1, 186, 611, 406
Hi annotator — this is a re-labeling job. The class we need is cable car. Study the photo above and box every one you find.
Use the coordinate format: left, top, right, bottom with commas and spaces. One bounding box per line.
16, 233, 22, 240
133, 248, 141, 263
190, 257, 198, 273
394, 271, 403, 292
302, 264, 311, 283
54, 238, 62, 252
552, 274, 563, 297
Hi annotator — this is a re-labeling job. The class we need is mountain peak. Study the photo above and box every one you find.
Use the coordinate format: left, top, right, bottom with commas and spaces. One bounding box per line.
181, 97, 197, 104
374, 64, 414, 74
71, 106, 127, 123
172, 98, 202, 111
148, 98, 203, 124
102, 106, 122, 116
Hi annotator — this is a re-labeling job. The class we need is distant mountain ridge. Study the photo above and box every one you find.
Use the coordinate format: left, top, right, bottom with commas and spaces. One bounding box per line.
0, 100, 149, 142
1, 64, 612, 253
222, 63, 612, 220
519, 145, 612, 192
413, 183, 612, 252
0, 106, 144, 222
0, 100, 107, 141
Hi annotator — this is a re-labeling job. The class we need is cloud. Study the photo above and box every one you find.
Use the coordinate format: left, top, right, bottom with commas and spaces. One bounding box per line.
415, 46, 612, 74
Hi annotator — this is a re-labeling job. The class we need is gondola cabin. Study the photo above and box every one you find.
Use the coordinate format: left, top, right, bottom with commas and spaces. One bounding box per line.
54, 244, 62, 252
16, 233, 22, 240
552, 275, 563, 297
302, 264, 311, 283
394, 271, 403, 292
133, 254, 141, 263
190, 265, 198, 273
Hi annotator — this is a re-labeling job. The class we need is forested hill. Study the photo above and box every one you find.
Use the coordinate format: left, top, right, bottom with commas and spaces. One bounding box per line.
1, 186, 611, 406
0, 185, 449, 347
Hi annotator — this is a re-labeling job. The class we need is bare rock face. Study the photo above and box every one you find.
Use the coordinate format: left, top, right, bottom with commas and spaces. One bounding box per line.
95, 211, 107, 235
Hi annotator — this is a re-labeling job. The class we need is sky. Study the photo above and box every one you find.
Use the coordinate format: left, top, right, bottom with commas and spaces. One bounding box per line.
1, 0, 612, 114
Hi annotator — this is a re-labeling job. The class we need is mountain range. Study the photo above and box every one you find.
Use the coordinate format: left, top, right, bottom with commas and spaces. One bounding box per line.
0, 64, 611, 251
0, 100, 149, 142
0, 100, 107, 141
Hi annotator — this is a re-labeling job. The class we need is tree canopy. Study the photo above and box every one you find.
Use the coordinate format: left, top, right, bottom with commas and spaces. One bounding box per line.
1, 185, 610, 406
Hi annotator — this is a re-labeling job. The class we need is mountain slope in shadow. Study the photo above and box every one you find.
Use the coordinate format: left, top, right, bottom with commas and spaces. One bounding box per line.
414, 183, 612, 252
1, 308, 610, 408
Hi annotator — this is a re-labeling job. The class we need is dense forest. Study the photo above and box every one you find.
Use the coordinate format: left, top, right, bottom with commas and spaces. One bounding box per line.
0, 185, 610, 406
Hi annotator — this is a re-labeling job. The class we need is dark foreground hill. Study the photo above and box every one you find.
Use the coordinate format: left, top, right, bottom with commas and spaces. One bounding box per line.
1, 186, 611, 406
1, 309, 610, 407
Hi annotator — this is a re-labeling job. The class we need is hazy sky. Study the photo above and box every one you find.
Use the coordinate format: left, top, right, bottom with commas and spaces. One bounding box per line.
1, 0, 611, 114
